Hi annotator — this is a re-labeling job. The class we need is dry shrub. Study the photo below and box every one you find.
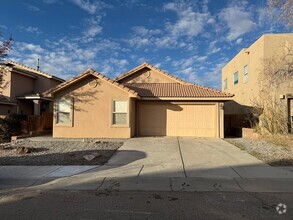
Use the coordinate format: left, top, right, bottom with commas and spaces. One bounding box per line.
251, 46, 293, 134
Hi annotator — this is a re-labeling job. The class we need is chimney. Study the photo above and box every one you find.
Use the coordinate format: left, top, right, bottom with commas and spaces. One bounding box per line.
36, 58, 40, 71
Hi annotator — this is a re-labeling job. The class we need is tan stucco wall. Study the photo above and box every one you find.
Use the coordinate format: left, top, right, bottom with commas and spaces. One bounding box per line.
0, 67, 63, 116
117, 67, 179, 83
1, 69, 62, 99
10, 72, 35, 102
263, 35, 293, 102
52, 75, 134, 138
222, 34, 293, 115
34, 76, 62, 94
0, 68, 12, 99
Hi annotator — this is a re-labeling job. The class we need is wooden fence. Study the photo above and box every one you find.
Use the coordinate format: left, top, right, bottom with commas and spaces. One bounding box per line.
22, 113, 53, 134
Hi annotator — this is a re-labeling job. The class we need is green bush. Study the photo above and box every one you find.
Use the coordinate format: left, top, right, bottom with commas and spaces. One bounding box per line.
0, 114, 27, 140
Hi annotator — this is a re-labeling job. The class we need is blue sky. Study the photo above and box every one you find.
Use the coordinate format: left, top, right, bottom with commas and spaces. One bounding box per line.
0, 0, 290, 89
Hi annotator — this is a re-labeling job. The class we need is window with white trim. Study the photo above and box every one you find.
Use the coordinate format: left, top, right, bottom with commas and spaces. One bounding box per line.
233, 72, 238, 85
112, 100, 127, 125
244, 65, 248, 83
223, 79, 228, 90
56, 99, 72, 125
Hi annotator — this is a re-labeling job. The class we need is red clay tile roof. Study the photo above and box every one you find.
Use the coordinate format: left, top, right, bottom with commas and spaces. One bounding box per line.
124, 83, 233, 98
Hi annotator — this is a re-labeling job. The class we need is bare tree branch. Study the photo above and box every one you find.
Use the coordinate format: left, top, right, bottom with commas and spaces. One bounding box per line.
267, 0, 293, 27
0, 35, 13, 62
251, 45, 293, 134
0, 34, 13, 92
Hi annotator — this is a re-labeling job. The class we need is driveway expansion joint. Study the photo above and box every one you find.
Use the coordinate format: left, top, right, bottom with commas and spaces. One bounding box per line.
230, 166, 242, 178
169, 178, 173, 191
177, 137, 187, 178
96, 177, 107, 190
137, 165, 144, 177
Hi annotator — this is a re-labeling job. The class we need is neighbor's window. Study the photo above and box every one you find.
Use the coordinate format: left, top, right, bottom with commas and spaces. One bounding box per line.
112, 100, 127, 125
244, 65, 248, 83
233, 72, 238, 85
56, 99, 72, 125
223, 79, 228, 90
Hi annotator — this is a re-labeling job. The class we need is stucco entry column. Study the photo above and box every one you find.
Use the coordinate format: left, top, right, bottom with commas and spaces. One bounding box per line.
219, 102, 224, 138
33, 100, 41, 116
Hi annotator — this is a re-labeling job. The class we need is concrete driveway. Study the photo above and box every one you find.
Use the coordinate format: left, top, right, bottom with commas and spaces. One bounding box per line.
89, 137, 293, 178
2, 137, 293, 191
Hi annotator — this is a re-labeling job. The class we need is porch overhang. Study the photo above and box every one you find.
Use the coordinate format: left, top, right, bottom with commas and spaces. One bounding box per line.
16, 94, 53, 101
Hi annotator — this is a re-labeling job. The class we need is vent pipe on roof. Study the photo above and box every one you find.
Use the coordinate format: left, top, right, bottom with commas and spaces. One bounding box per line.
36, 58, 40, 71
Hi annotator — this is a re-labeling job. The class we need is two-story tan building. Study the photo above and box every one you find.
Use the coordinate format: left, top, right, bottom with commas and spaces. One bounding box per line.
222, 34, 293, 134
0, 60, 64, 116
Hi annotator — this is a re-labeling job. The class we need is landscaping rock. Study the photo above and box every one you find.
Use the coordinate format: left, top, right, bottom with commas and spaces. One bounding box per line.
16, 146, 34, 155
0, 143, 12, 150
0, 139, 123, 165
83, 152, 100, 161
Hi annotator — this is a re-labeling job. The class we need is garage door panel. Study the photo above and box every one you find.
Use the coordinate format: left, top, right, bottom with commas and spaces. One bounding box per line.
138, 102, 217, 137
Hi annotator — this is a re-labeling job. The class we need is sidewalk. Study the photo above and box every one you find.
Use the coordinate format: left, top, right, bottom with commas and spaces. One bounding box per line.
1, 165, 293, 193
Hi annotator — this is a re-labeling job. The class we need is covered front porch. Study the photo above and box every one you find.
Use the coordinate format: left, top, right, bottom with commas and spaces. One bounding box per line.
16, 93, 53, 116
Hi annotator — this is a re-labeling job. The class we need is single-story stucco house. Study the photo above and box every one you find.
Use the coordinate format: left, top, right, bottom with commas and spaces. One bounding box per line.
44, 62, 233, 138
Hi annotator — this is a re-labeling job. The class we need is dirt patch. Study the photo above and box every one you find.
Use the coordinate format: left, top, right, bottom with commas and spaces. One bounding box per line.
0, 139, 124, 165
263, 135, 293, 149
225, 136, 293, 166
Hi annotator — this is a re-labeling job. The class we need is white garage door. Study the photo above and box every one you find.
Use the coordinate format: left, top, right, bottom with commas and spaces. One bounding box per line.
138, 102, 217, 137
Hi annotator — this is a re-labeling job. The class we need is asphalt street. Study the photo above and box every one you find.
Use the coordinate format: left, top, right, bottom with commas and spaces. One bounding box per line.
0, 190, 292, 219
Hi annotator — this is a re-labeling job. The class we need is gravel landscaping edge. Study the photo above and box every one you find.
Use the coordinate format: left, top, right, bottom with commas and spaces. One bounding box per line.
0, 138, 125, 165
225, 138, 293, 166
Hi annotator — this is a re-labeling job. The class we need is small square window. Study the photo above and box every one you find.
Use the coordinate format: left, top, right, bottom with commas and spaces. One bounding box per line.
233, 72, 238, 85
244, 65, 248, 83
112, 100, 127, 125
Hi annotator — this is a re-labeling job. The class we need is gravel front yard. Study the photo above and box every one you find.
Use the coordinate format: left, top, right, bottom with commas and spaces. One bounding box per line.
225, 137, 293, 166
0, 138, 124, 165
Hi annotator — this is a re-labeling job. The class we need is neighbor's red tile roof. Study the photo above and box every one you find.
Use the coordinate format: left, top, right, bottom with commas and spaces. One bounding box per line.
124, 83, 233, 98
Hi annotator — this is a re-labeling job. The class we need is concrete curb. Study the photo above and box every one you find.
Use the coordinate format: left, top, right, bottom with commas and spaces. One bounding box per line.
1, 177, 293, 193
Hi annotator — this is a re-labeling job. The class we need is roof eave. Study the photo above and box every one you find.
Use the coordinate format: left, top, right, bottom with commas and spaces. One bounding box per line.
43, 69, 140, 99
4, 60, 64, 82
114, 62, 189, 84
140, 97, 234, 101
0, 101, 17, 105
43, 71, 92, 97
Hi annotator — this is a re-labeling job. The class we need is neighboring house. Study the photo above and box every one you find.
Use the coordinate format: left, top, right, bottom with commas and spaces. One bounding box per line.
222, 33, 293, 134
44, 62, 233, 139
0, 60, 64, 116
